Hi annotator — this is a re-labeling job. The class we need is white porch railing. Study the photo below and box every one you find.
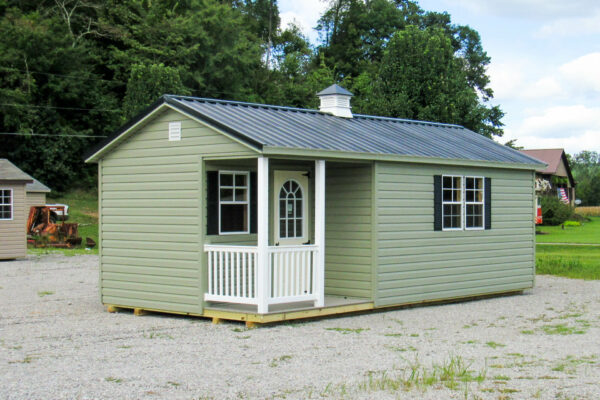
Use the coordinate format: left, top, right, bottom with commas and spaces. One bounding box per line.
204, 245, 258, 305
204, 244, 320, 311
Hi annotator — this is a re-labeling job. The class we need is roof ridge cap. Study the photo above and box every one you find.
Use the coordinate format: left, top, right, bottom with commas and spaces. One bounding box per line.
165, 95, 321, 114
353, 113, 464, 128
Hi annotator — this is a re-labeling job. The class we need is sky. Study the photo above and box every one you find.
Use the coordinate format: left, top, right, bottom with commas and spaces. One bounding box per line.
278, 0, 600, 155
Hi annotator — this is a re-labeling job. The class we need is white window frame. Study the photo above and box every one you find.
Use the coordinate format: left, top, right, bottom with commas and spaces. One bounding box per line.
464, 176, 485, 231
441, 175, 486, 231
278, 178, 305, 240
441, 175, 463, 231
0, 188, 13, 221
218, 170, 250, 235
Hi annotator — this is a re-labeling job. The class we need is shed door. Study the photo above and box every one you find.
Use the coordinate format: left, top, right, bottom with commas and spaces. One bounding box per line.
273, 171, 309, 246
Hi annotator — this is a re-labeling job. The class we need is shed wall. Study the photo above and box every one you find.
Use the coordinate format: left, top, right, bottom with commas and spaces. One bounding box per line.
375, 162, 535, 307
26, 192, 46, 209
324, 164, 373, 298
0, 183, 27, 260
99, 108, 256, 314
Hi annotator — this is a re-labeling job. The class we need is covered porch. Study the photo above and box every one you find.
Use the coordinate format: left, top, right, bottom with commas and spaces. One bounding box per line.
203, 156, 329, 314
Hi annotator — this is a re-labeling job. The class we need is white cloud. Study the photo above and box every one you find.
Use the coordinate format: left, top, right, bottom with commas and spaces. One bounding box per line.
488, 52, 600, 102
537, 12, 600, 37
487, 61, 527, 100
559, 52, 600, 93
278, 0, 328, 43
503, 105, 600, 153
520, 105, 600, 137
452, 0, 600, 19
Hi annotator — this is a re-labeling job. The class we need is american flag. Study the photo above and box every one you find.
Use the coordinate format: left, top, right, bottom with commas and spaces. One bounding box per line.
558, 188, 569, 204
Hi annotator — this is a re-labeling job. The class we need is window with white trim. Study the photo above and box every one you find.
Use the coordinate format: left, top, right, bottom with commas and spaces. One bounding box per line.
442, 176, 462, 230
0, 189, 13, 220
465, 177, 484, 229
279, 180, 304, 238
218, 171, 249, 234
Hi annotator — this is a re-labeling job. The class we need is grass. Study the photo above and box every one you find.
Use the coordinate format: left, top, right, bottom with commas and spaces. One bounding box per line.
536, 217, 600, 244
536, 245, 600, 280
37, 290, 54, 297
359, 354, 486, 393
325, 327, 369, 334
28, 189, 98, 256
269, 355, 292, 367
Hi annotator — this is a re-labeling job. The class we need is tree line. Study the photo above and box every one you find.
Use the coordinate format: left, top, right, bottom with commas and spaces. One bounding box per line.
3, 0, 505, 192
569, 151, 600, 206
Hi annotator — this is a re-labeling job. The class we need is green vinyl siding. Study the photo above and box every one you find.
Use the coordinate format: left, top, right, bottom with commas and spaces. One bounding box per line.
100, 108, 256, 314
325, 164, 373, 299
375, 162, 535, 307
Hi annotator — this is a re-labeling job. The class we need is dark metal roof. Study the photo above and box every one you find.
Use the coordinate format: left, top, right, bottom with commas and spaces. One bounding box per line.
0, 159, 34, 182
164, 95, 543, 166
316, 84, 353, 97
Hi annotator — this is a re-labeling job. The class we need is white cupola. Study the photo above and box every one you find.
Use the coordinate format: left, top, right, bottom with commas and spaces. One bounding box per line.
316, 84, 353, 118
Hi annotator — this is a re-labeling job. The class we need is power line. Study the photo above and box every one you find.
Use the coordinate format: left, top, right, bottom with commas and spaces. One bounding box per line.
0, 132, 106, 138
0, 66, 126, 85
0, 103, 120, 112
0, 66, 225, 97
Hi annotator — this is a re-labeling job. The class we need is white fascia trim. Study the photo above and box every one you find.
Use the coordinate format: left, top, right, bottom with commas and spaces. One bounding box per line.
85, 102, 262, 163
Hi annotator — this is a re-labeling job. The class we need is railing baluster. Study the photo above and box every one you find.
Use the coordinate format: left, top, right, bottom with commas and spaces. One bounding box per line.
236, 251, 240, 297
242, 252, 247, 298
270, 250, 274, 298
300, 251, 306, 295
296, 251, 301, 296
207, 250, 213, 295
254, 252, 258, 298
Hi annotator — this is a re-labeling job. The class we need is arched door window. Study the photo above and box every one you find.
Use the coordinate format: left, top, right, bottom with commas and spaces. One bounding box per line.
279, 180, 303, 238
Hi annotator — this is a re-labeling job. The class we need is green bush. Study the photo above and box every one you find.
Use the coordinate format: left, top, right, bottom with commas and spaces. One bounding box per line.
563, 220, 581, 227
569, 213, 591, 223
540, 195, 572, 226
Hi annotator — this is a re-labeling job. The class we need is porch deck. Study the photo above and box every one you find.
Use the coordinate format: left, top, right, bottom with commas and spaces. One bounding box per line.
204, 296, 374, 325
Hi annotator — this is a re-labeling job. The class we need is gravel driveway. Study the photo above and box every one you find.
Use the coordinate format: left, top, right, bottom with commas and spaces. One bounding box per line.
1, 255, 599, 399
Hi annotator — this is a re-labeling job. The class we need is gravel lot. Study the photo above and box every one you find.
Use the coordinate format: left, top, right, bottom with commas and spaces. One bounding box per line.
1, 254, 599, 399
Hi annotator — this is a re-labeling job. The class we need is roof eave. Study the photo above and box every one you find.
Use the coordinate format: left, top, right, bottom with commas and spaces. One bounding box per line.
262, 146, 546, 170
84, 97, 263, 163
85, 97, 170, 163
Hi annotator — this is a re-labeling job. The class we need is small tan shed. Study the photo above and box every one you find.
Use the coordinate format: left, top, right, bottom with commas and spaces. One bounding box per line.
0, 159, 34, 260
26, 178, 51, 209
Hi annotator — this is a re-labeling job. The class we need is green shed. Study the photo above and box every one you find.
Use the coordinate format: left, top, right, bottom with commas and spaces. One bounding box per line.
85, 85, 545, 325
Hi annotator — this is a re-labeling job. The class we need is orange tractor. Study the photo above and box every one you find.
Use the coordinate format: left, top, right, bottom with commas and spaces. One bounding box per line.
26, 206, 82, 248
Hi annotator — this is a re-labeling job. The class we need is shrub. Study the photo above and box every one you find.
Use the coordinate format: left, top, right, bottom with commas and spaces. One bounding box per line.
563, 220, 581, 227
540, 195, 572, 226
569, 213, 591, 223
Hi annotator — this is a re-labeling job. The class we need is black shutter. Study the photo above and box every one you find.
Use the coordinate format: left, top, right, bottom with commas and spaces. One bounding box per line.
433, 175, 442, 231
250, 172, 257, 233
484, 177, 492, 230
207, 171, 219, 235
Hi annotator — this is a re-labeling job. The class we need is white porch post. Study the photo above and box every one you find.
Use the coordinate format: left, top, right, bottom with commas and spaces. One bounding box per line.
314, 160, 326, 308
256, 156, 270, 314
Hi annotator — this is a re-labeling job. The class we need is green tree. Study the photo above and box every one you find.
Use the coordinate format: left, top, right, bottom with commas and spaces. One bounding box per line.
571, 151, 600, 206
368, 26, 503, 137
315, 0, 503, 137
123, 63, 189, 120
0, 5, 118, 192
